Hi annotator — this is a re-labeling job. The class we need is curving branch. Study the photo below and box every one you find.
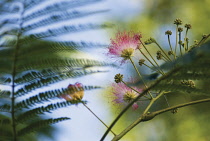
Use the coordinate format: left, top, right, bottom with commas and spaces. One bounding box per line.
112, 98, 210, 141
100, 67, 181, 141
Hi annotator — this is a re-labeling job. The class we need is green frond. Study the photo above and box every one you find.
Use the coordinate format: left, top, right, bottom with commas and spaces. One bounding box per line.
16, 101, 84, 123
0, 90, 11, 98
17, 117, 70, 136
0, 104, 11, 112
0, 76, 12, 85
15, 70, 104, 96
23, 0, 104, 21
0, 130, 13, 139
16, 58, 114, 72
29, 23, 112, 39
24, 0, 45, 10
15, 88, 66, 107
0, 118, 11, 125
13, 38, 96, 57
0, 49, 13, 74
15, 85, 100, 108
0, 0, 110, 139
0, 18, 19, 25
0, 2, 14, 14
22, 9, 109, 31
52, 40, 107, 49
15, 69, 107, 85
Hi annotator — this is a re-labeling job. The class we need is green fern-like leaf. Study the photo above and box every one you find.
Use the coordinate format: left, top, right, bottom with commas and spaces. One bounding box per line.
17, 117, 70, 136
15, 85, 100, 109
16, 101, 84, 123
0, 119, 11, 125
0, 104, 11, 112
0, 0, 111, 140
22, 9, 109, 31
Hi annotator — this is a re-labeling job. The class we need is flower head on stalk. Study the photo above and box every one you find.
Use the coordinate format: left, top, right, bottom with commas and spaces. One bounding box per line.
111, 83, 142, 110
60, 82, 84, 102
108, 31, 142, 63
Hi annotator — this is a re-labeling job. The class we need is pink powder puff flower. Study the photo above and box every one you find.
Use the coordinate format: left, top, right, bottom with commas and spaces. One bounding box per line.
111, 83, 142, 110
60, 82, 84, 101
108, 31, 142, 63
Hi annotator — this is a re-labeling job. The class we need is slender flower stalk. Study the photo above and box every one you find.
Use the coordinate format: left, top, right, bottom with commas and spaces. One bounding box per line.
142, 62, 157, 71
184, 24, 192, 51
122, 80, 151, 100
154, 41, 172, 61
174, 18, 183, 58
139, 41, 165, 75
178, 27, 183, 56
165, 30, 175, 59
174, 25, 178, 58
139, 49, 165, 75
179, 34, 183, 56
82, 103, 116, 135
158, 52, 169, 62
129, 57, 153, 98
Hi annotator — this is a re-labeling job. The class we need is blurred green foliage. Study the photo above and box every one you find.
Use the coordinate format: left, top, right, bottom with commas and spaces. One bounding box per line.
130, 0, 210, 39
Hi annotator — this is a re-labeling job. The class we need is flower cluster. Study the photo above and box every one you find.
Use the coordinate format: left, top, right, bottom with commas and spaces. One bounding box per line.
108, 31, 142, 62
111, 83, 142, 110
107, 19, 206, 112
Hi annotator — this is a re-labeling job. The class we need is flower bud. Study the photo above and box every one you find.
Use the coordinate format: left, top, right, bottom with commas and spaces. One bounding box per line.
174, 18, 182, 25
114, 73, 123, 83
165, 30, 172, 35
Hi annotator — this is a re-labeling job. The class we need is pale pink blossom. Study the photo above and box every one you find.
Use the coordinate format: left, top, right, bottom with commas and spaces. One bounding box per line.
108, 31, 142, 63
60, 82, 84, 101
111, 83, 142, 110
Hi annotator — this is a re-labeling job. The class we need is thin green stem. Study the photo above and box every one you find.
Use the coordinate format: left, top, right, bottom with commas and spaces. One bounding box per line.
142, 63, 157, 72
154, 41, 172, 61
138, 48, 165, 75
184, 29, 189, 52
164, 95, 170, 107
82, 103, 116, 136
167, 35, 176, 59
196, 34, 210, 47
143, 98, 155, 114
11, 3, 25, 140
174, 25, 178, 59
140, 49, 164, 75
178, 32, 183, 56
160, 54, 169, 62
186, 39, 189, 51
129, 57, 153, 99
122, 81, 151, 100
153, 98, 210, 116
